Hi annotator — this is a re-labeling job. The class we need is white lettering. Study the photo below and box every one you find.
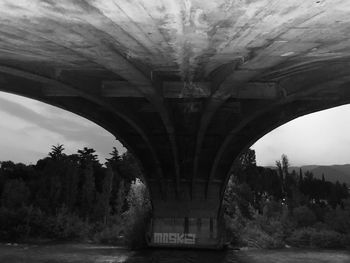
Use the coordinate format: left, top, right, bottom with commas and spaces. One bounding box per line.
176, 233, 184, 243
153, 233, 196, 245
184, 233, 195, 245
154, 233, 163, 243
169, 233, 176, 244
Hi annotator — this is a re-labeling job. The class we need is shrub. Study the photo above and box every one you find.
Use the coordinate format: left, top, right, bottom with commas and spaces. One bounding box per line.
287, 228, 345, 248
324, 207, 350, 234
310, 230, 344, 248
241, 222, 284, 249
93, 224, 123, 244
92, 215, 124, 244
0, 206, 45, 241
48, 206, 91, 240
255, 214, 285, 240
123, 179, 151, 249
293, 206, 317, 227
1, 179, 30, 209
224, 213, 245, 245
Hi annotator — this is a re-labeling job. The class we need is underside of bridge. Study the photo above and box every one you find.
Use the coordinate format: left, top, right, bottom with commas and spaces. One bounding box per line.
1, 0, 350, 248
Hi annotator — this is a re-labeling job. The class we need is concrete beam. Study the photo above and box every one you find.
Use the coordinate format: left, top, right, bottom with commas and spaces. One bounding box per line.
229, 82, 278, 99
101, 80, 278, 99
42, 86, 79, 97
102, 81, 142, 97
163, 81, 210, 98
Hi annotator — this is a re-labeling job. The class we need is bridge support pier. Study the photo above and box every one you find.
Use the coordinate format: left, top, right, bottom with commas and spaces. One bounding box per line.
147, 182, 224, 248
148, 215, 224, 248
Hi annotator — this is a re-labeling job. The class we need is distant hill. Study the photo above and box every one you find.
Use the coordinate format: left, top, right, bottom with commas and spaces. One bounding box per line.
288, 165, 350, 185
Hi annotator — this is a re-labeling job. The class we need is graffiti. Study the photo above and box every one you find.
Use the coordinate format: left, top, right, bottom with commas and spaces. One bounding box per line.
153, 233, 196, 245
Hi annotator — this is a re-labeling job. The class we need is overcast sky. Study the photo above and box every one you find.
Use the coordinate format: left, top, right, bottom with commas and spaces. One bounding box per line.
0, 92, 125, 164
0, 91, 349, 167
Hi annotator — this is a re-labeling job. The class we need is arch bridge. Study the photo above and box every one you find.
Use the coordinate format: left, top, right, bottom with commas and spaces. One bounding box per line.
1, 0, 350, 248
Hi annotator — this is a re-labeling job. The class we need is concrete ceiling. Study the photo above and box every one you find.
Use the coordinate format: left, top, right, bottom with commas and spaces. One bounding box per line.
0, 1, 349, 81
1, 0, 350, 197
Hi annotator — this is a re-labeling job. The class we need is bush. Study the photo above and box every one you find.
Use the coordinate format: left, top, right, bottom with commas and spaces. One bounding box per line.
123, 179, 151, 249
0, 206, 47, 241
47, 207, 91, 240
310, 230, 344, 248
287, 228, 316, 247
92, 215, 124, 244
254, 214, 285, 241
324, 207, 350, 234
287, 228, 345, 248
224, 213, 246, 245
93, 224, 123, 244
241, 222, 284, 249
293, 206, 317, 227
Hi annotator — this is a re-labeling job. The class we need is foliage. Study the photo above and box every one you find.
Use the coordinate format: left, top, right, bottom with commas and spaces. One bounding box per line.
224, 210, 246, 245
0, 144, 147, 246
287, 228, 345, 248
0, 145, 349, 250
324, 206, 350, 234
48, 206, 91, 240
48, 144, 65, 160
223, 150, 350, 249
1, 179, 30, 208
241, 222, 284, 249
92, 224, 123, 244
123, 179, 151, 249
293, 205, 317, 227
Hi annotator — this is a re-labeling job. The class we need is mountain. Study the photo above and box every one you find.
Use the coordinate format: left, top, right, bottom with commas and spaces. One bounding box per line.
289, 164, 350, 185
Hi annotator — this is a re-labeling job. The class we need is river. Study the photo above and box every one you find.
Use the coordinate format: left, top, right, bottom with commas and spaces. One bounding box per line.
0, 243, 349, 263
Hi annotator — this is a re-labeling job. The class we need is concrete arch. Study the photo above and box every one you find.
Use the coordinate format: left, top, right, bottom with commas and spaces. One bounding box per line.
0, 66, 167, 197
214, 97, 350, 202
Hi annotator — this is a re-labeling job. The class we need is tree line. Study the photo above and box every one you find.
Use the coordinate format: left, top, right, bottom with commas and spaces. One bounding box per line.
1, 145, 349, 248
0, 144, 150, 246
223, 149, 350, 248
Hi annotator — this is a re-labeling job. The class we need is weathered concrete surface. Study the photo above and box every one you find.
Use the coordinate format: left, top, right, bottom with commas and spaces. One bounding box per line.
1, 0, 350, 247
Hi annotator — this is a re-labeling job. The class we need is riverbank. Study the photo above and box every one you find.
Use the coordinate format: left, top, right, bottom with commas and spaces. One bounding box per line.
0, 242, 349, 263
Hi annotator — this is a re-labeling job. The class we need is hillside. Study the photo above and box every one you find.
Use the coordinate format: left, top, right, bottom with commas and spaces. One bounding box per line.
289, 164, 350, 185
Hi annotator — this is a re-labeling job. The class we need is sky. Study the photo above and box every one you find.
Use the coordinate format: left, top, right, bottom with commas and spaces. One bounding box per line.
0, 91, 350, 167
0, 92, 125, 164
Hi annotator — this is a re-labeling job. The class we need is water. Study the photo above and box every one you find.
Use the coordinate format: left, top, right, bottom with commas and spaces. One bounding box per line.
0, 243, 349, 263
125, 249, 237, 263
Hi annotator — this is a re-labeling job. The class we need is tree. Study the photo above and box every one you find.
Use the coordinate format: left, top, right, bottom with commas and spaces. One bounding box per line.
239, 149, 256, 169
114, 179, 126, 215
80, 162, 96, 220
49, 144, 65, 160
276, 154, 289, 182
95, 164, 114, 224
64, 161, 79, 212
119, 152, 142, 182
124, 178, 151, 248
106, 147, 121, 164
77, 147, 99, 168
1, 179, 30, 208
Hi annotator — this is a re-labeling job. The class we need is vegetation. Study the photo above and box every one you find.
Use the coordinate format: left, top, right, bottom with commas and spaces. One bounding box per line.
0, 145, 151, 248
0, 144, 349, 250
223, 150, 350, 249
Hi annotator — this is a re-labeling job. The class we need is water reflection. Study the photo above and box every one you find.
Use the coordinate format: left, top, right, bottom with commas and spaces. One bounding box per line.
124, 249, 237, 263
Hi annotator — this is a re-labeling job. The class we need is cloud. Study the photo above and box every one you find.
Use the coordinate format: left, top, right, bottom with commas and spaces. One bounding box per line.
0, 92, 125, 163
252, 104, 350, 166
